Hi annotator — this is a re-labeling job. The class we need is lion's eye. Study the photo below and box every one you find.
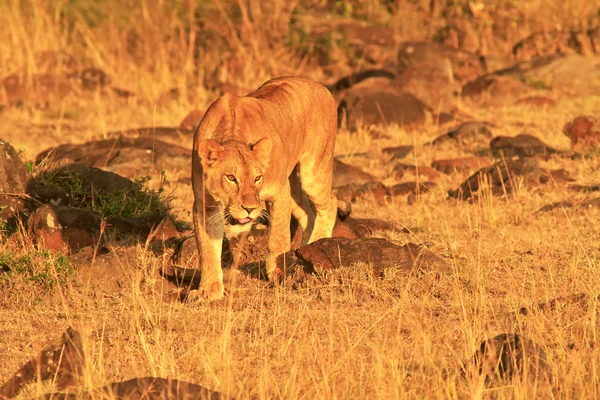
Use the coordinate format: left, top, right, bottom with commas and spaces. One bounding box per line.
254, 175, 263, 183
225, 174, 237, 183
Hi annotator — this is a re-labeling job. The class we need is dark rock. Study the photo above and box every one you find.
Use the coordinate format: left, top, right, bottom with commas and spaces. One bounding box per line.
449, 158, 544, 200
490, 134, 560, 158
326, 69, 396, 94
392, 163, 440, 181
332, 216, 406, 239
333, 158, 378, 187
0, 327, 84, 399
67, 68, 111, 91
563, 116, 600, 151
179, 109, 205, 131
391, 60, 460, 113
462, 75, 532, 106
536, 198, 600, 213
27, 204, 166, 253
35, 137, 191, 179
36, 377, 229, 400
337, 85, 430, 130
468, 333, 550, 385
0, 139, 30, 194
389, 182, 437, 196
516, 96, 557, 107
334, 181, 389, 204
397, 41, 486, 82
285, 237, 450, 276
382, 145, 414, 161
1, 73, 75, 106
431, 157, 492, 174
430, 121, 495, 153
567, 183, 600, 192
27, 204, 101, 252
103, 126, 195, 149
0, 140, 31, 220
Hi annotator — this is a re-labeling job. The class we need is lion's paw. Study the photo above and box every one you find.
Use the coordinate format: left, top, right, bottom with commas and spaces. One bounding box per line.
187, 281, 225, 303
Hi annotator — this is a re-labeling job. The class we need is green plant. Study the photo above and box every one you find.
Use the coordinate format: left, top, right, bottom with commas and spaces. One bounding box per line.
0, 250, 73, 291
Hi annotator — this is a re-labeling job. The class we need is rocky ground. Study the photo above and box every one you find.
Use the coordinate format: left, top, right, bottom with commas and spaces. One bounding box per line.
1, 2, 600, 399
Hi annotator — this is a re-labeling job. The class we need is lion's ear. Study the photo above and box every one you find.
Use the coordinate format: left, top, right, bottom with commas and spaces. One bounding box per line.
197, 139, 225, 168
252, 137, 272, 168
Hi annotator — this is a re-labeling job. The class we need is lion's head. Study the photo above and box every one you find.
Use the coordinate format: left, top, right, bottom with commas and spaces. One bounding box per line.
197, 137, 272, 230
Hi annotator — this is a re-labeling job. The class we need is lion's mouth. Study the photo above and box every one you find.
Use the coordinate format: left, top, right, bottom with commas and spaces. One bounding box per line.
226, 215, 253, 226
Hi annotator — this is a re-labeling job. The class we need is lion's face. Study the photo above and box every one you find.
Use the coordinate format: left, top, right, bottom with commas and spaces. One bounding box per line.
198, 138, 271, 229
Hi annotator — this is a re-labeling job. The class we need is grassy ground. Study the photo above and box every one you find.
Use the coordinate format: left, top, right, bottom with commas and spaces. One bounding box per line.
1, 1, 600, 399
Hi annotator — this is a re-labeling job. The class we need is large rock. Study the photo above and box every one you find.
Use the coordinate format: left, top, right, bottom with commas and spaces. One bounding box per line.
337, 85, 430, 130
0, 328, 84, 399
284, 237, 450, 276
489, 134, 561, 158
467, 333, 550, 385
563, 116, 600, 152
449, 158, 544, 200
334, 181, 389, 204
430, 121, 495, 153
431, 157, 492, 174
391, 60, 461, 113
27, 204, 169, 253
36, 137, 191, 179
462, 75, 532, 106
332, 158, 378, 187
0, 140, 31, 220
397, 41, 486, 82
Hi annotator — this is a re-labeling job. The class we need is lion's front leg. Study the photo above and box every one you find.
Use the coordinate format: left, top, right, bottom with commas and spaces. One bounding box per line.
265, 193, 292, 281
192, 199, 225, 301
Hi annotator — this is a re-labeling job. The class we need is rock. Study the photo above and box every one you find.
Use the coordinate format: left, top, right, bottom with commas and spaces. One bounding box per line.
430, 121, 495, 153
0, 140, 31, 220
449, 158, 544, 200
332, 158, 378, 187
0, 140, 30, 194
337, 85, 430, 130
392, 163, 440, 181
1, 73, 75, 107
567, 183, 600, 192
389, 182, 437, 196
489, 134, 560, 158
179, 109, 205, 131
332, 216, 406, 239
284, 237, 449, 276
462, 75, 532, 106
325, 69, 396, 95
382, 145, 414, 161
391, 60, 461, 113
36, 137, 191, 179
67, 68, 111, 91
518, 293, 596, 315
27, 204, 102, 252
103, 126, 195, 149
147, 216, 185, 255
536, 197, 600, 213
563, 116, 600, 152
334, 181, 389, 204
512, 28, 600, 60
397, 41, 486, 82
431, 157, 492, 174
516, 96, 556, 107
27, 204, 168, 253
468, 333, 550, 385
1, 327, 84, 399
36, 377, 229, 400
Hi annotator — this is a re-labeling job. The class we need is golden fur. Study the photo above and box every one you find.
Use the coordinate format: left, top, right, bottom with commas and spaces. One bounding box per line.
191, 76, 338, 301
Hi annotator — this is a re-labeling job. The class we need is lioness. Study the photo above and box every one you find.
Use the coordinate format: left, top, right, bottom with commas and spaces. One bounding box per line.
191, 76, 338, 301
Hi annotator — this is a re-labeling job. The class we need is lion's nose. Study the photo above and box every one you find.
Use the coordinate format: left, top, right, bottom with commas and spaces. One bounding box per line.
242, 206, 257, 214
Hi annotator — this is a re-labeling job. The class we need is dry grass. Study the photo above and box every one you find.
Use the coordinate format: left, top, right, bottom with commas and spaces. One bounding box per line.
1, 0, 600, 399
